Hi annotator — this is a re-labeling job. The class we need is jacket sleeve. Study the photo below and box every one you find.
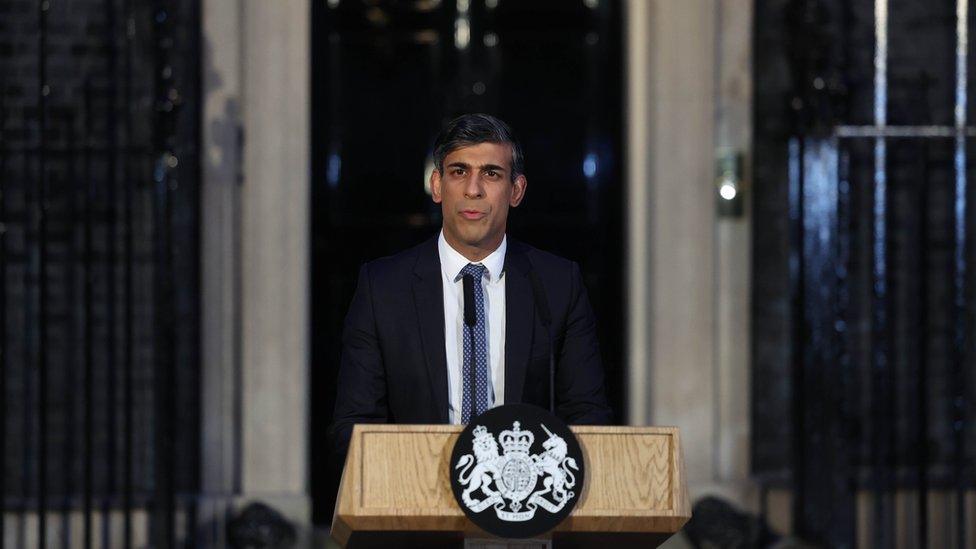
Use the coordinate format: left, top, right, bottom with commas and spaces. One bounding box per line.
555, 262, 615, 425
329, 263, 390, 463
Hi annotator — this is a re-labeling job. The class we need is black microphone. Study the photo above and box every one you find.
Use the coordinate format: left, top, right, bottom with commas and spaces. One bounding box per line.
462, 274, 476, 327
462, 274, 478, 420
529, 270, 555, 415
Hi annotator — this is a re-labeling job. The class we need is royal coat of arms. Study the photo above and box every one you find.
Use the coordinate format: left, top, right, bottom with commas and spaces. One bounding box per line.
454, 421, 580, 522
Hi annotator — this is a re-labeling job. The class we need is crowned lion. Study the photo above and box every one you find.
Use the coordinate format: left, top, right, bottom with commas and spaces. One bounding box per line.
455, 425, 503, 508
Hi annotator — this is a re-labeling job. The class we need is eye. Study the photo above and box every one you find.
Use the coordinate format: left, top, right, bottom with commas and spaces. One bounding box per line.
485, 169, 500, 179
451, 167, 466, 176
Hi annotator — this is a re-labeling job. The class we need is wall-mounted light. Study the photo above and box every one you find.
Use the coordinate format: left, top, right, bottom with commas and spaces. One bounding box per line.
423, 155, 435, 196
716, 150, 744, 217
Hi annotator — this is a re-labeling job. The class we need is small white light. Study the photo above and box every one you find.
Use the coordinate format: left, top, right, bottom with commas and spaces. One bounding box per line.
583, 153, 597, 178
455, 18, 470, 49
719, 181, 737, 201
328, 152, 342, 188
424, 156, 435, 196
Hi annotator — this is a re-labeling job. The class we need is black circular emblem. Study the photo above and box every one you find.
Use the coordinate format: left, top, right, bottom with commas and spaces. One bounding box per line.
449, 404, 585, 539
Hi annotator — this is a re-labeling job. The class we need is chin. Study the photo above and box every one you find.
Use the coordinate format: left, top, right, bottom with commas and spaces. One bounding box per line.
459, 236, 489, 248
455, 228, 488, 245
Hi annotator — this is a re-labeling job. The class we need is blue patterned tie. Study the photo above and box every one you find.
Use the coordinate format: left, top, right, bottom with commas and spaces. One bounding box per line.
458, 263, 490, 423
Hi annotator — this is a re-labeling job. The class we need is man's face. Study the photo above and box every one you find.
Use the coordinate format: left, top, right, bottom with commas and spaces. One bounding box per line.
431, 142, 527, 255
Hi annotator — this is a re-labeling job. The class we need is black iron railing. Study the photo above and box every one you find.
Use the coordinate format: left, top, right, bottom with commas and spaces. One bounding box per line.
0, 0, 200, 547
754, 0, 976, 547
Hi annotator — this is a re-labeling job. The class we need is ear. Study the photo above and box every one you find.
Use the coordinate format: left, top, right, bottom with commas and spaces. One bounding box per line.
431, 169, 443, 203
510, 174, 527, 207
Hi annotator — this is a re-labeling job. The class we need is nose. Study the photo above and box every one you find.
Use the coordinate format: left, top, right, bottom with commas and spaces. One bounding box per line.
463, 175, 484, 199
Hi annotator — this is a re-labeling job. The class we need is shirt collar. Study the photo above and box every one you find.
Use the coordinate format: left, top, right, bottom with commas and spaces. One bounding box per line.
438, 230, 507, 282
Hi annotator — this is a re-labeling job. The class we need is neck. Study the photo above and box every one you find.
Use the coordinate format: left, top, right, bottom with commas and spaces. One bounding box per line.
442, 230, 504, 263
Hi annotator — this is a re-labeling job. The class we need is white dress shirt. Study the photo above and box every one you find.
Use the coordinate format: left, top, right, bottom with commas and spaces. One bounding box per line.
439, 231, 506, 424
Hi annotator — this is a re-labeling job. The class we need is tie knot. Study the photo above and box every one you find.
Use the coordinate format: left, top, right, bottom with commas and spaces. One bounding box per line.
458, 263, 487, 281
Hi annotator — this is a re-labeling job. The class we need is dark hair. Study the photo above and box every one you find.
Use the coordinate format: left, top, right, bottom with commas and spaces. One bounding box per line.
432, 113, 524, 181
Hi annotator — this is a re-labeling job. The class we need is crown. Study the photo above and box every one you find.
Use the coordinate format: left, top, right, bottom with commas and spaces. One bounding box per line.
499, 421, 534, 454
472, 424, 491, 441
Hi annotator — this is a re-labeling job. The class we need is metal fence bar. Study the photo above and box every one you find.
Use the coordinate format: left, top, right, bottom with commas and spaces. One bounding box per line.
788, 135, 807, 539
103, 0, 120, 545
871, 0, 893, 546
37, 0, 50, 545
836, 145, 856, 547
152, 2, 177, 546
0, 147, 154, 156
122, 1, 135, 544
20, 143, 32, 549
915, 140, 931, 549
836, 125, 976, 138
151, 168, 176, 547
63, 109, 78, 549
952, 2, 970, 547
82, 79, 94, 549
0, 79, 8, 549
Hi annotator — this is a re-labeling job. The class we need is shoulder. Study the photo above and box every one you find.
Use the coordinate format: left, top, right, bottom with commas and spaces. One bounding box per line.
509, 239, 575, 269
359, 235, 438, 285
507, 238, 580, 284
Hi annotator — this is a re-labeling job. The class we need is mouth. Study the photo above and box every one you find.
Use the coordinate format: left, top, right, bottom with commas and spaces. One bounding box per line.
459, 209, 486, 221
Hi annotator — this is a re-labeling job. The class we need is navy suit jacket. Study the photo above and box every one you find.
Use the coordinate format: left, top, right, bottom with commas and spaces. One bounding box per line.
330, 236, 613, 459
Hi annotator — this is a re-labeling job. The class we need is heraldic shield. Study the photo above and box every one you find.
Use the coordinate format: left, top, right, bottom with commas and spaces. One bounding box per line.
449, 404, 585, 539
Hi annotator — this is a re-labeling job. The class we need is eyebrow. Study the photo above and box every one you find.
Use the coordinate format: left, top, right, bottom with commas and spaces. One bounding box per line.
445, 162, 508, 173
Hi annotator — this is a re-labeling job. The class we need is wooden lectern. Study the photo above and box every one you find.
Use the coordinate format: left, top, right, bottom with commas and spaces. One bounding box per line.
331, 424, 690, 548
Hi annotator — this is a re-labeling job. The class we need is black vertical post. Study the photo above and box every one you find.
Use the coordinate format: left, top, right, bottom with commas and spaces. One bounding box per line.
103, 0, 120, 544
20, 130, 33, 549
870, 138, 893, 549
0, 82, 7, 549
950, 131, 968, 549
122, 0, 134, 545
951, 0, 969, 541
63, 110, 78, 549
872, 2, 889, 534
885, 153, 897, 549
793, 136, 851, 546
37, 0, 50, 546
835, 145, 855, 549
82, 80, 95, 549
915, 142, 930, 549
151, 1, 177, 546
788, 135, 807, 541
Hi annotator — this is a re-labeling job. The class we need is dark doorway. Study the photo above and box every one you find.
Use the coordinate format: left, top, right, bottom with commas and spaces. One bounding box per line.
753, 0, 976, 546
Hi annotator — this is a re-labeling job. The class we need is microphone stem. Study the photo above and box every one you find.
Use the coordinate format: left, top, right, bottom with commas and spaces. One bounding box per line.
549, 327, 555, 415
468, 323, 478, 421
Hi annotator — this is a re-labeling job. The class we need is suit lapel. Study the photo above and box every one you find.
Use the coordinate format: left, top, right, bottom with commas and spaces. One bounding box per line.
504, 240, 534, 405
412, 237, 450, 423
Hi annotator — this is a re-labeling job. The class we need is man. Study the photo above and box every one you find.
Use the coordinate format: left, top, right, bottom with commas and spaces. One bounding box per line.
330, 114, 613, 460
